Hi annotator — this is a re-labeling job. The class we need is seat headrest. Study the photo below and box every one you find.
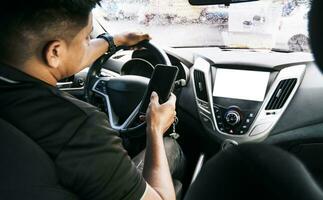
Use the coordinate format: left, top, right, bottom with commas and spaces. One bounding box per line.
309, 0, 323, 73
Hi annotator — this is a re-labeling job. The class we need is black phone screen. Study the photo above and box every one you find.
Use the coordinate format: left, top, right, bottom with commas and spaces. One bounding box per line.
139, 64, 179, 114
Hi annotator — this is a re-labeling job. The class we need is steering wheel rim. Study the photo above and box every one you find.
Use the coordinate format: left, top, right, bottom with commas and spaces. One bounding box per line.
84, 40, 171, 138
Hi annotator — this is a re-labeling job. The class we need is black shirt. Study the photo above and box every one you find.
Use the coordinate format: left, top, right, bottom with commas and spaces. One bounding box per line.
0, 64, 146, 200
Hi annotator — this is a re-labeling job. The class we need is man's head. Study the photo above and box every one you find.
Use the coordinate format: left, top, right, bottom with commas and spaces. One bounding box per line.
0, 0, 101, 79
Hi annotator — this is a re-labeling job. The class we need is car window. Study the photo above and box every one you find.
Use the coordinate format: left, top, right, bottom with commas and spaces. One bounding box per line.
94, 0, 311, 52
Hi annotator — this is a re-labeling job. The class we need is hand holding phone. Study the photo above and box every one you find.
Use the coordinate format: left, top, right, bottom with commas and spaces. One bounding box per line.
139, 64, 179, 114
145, 91, 177, 135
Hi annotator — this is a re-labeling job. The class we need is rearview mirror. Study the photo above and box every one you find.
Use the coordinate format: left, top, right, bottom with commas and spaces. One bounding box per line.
189, 0, 258, 6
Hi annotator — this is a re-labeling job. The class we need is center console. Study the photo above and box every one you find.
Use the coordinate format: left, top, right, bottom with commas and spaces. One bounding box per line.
212, 68, 271, 136
192, 57, 306, 143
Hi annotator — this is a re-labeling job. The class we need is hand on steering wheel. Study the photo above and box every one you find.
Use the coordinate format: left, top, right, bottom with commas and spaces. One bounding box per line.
114, 32, 151, 47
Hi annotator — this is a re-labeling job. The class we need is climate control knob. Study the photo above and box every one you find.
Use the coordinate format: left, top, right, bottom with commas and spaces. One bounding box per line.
225, 110, 241, 126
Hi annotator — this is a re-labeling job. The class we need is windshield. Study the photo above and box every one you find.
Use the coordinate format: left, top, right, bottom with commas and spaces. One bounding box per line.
95, 0, 311, 52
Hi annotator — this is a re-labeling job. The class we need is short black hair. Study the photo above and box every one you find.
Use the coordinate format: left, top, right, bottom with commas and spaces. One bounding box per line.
309, 0, 323, 73
0, 0, 101, 65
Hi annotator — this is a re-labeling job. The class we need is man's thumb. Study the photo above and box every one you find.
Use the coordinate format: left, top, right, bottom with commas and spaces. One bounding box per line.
150, 91, 159, 104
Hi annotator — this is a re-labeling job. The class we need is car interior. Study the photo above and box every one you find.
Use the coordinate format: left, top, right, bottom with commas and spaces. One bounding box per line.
1, 0, 323, 199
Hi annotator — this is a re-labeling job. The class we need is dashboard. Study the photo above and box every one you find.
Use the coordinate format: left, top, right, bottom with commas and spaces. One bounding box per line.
170, 47, 319, 146
61, 46, 322, 147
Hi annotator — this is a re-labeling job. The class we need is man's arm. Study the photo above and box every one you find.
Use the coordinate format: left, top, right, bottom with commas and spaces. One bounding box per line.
55, 92, 176, 200
79, 32, 150, 69
73, 31, 176, 199
142, 92, 177, 200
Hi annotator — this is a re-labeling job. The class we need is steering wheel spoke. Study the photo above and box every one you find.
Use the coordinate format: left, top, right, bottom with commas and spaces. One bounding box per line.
92, 78, 144, 131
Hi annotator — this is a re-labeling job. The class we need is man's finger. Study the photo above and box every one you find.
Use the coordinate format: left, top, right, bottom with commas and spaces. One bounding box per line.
130, 46, 144, 51
139, 115, 146, 122
167, 93, 176, 105
142, 33, 151, 40
150, 91, 159, 105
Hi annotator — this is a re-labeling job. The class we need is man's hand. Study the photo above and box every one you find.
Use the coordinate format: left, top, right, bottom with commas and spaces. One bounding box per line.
143, 91, 177, 200
113, 32, 151, 47
77, 32, 151, 77
145, 92, 176, 137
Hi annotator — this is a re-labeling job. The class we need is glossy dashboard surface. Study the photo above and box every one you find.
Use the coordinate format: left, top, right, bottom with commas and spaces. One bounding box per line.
68, 47, 321, 146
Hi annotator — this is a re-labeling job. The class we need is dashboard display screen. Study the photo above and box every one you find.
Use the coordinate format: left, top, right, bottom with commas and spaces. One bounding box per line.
213, 68, 270, 102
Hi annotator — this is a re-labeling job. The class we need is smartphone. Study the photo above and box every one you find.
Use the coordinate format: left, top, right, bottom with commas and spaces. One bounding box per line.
139, 64, 179, 114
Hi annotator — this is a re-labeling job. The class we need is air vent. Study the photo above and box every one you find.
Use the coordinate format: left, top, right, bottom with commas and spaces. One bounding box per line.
265, 78, 297, 110
194, 70, 208, 102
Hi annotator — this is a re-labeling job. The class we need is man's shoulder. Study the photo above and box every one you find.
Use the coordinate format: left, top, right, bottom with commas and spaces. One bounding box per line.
54, 88, 100, 117
0, 82, 110, 155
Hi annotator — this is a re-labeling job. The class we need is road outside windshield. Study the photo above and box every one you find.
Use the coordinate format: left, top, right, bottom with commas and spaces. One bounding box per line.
95, 0, 311, 52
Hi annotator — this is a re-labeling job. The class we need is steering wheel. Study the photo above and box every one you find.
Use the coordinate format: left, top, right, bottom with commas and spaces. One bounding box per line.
84, 40, 171, 138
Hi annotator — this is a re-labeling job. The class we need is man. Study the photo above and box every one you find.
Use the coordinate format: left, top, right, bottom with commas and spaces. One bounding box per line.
0, 0, 183, 200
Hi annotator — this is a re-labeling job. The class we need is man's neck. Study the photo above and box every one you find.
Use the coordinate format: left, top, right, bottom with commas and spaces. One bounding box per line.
19, 59, 61, 86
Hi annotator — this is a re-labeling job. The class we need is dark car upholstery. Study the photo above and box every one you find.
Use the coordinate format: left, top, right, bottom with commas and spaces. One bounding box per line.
0, 118, 77, 200
309, 0, 323, 73
184, 143, 323, 200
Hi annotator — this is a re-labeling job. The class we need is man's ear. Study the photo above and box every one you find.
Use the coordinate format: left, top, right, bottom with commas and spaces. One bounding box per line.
43, 40, 65, 68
